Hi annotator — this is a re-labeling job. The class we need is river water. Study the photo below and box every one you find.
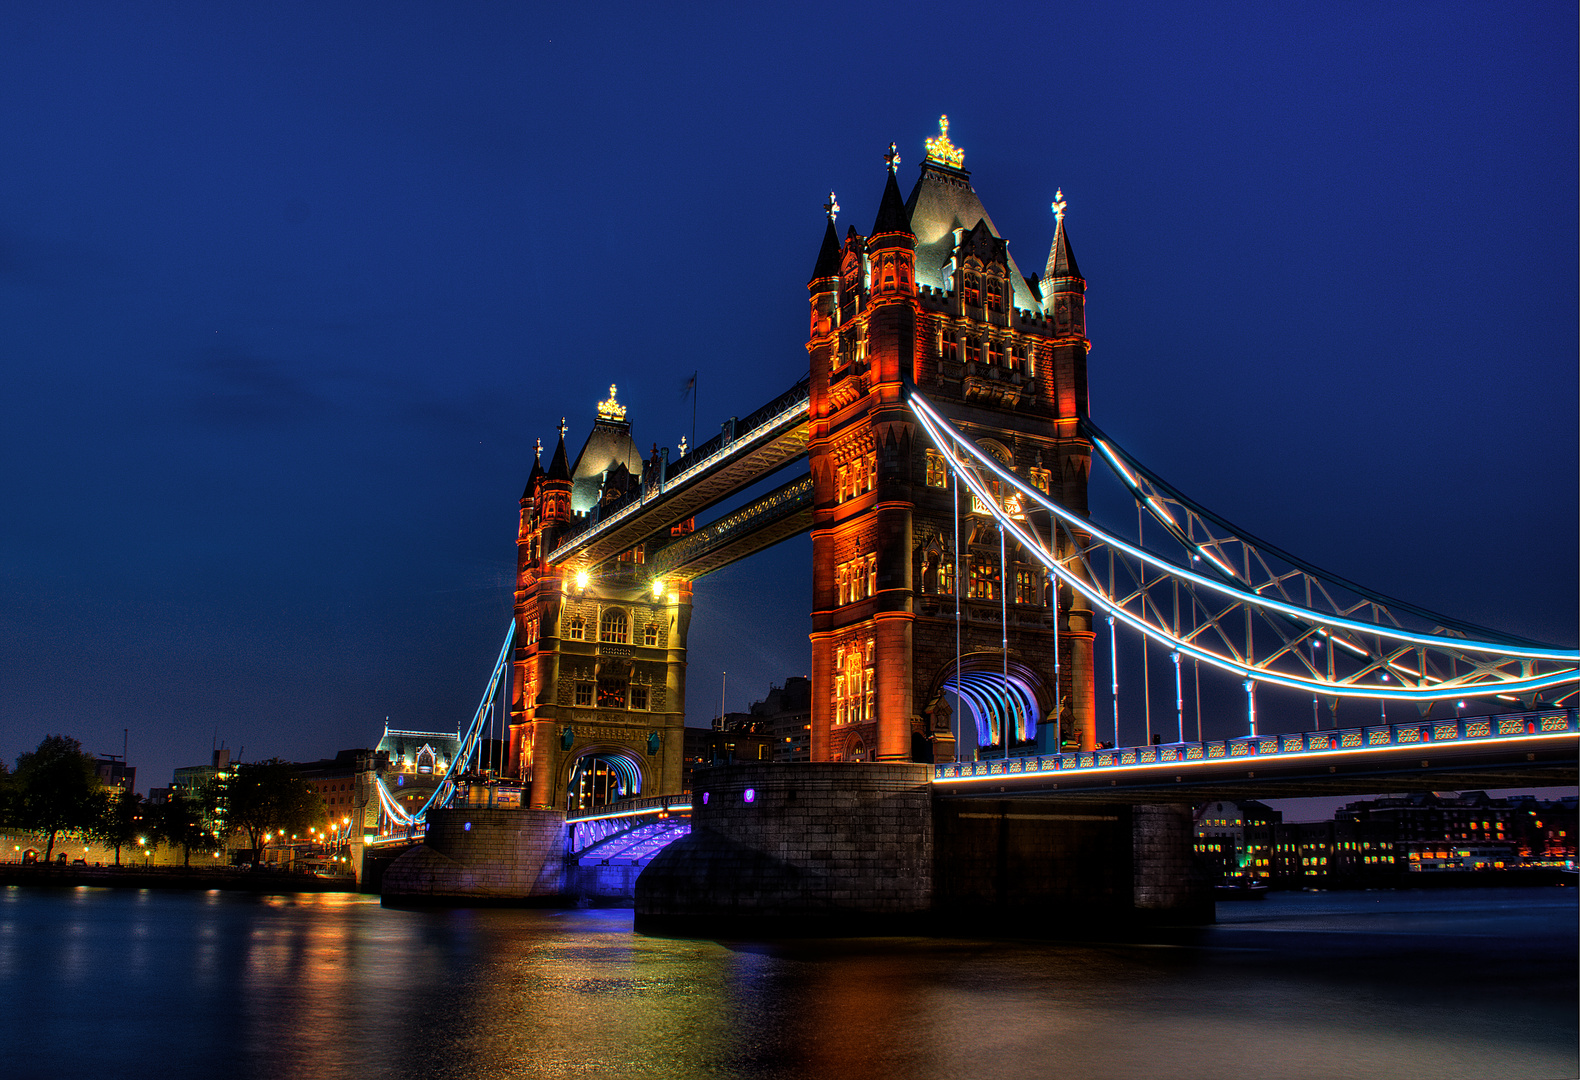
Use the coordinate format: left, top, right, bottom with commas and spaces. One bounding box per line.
0, 885, 1573, 1080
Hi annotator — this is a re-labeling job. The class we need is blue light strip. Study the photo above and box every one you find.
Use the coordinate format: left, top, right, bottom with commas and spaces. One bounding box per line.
908, 393, 1577, 700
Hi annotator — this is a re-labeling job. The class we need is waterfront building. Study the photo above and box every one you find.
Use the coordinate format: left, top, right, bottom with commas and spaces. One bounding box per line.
1193, 800, 1281, 880
295, 748, 380, 839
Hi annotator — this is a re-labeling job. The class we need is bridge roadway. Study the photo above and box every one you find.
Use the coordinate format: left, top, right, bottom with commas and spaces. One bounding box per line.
933, 709, 1577, 803
548, 376, 811, 574
565, 710, 1576, 837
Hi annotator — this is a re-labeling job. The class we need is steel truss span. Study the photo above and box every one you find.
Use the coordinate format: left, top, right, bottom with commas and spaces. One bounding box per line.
375, 620, 516, 829
907, 390, 1578, 704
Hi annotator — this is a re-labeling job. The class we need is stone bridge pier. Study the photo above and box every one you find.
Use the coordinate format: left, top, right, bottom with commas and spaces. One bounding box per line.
635, 763, 1212, 936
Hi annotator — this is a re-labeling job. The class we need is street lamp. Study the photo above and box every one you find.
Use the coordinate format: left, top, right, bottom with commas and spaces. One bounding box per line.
1308, 639, 1323, 729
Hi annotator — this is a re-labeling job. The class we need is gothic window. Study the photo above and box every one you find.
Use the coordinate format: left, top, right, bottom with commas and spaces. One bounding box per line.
986, 339, 1004, 367
881, 256, 895, 289
630, 684, 649, 711
986, 277, 1004, 313
866, 553, 877, 599
969, 552, 1001, 600
597, 680, 626, 709
865, 452, 876, 494
940, 557, 956, 595
941, 336, 958, 364
838, 330, 856, 369
1014, 567, 1040, 606
643, 623, 659, 646
525, 618, 539, 646
567, 615, 585, 641
925, 449, 947, 488
600, 609, 629, 644
965, 336, 982, 364
1010, 345, 1028, 372
964, 274, 980, 307
1029, 467, 1051, 494
575, 682, 593, 707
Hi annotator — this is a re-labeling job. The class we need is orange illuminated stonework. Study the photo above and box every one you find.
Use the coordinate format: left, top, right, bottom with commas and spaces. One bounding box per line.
506, 413, 689, 811
807, 132, 1097, 763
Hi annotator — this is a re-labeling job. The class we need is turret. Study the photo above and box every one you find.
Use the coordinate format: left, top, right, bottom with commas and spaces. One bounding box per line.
867, 143, 915, 302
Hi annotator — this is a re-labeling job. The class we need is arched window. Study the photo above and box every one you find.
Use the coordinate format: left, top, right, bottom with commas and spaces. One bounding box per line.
567, 615, 585, 641
599, 608, 628, 644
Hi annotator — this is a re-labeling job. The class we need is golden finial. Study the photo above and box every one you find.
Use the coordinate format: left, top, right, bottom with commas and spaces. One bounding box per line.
824, 190, 839, 222
884, 142, 901, 173
536, 437, 542, 457
678, 434, 688, 456
558, 417, 567, 439
924, 114, 965, 169
597, 384, 626, 422
1052, 188, 1067, 227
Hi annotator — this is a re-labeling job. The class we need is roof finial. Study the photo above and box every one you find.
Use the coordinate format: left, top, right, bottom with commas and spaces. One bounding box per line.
597, 384, 626, 422
678, 434, 688, 456
1052, 188, 1067, 228
536, 437, 542, 457
824, 190, 839, 222
884, 142, 901, 173
558, 417, 567, 439
924, 114, 965, 169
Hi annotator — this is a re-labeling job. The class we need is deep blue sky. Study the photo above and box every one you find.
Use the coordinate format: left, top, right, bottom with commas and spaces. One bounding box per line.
2, 3, 1574, 795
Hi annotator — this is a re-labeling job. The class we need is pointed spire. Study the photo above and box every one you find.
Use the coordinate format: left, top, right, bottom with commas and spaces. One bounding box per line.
872, 152, 911, 236
522, 438, 544, 499
1044, 189, 1082, 281
811, 191, 842, 280
546, 418, 571, 482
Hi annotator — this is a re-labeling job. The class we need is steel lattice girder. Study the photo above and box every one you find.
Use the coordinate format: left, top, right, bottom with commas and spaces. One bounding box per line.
907, 390, 1578, 703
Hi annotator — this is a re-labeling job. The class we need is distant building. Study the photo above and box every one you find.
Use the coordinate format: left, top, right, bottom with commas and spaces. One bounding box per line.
1193, 800, 1281, 880
94, 756, 135, 794
295, 749, 383, 839
750, 676, 811, 762
682, 724, 776, 792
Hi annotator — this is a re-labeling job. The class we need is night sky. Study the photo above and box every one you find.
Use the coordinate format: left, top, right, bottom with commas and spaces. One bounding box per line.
2, 4, 1574, 801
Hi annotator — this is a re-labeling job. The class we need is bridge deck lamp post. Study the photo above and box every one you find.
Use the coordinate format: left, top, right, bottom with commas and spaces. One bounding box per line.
1172, 651, 1183, 743
1379, 672, 1389, 722
1244, 679, 1257, 737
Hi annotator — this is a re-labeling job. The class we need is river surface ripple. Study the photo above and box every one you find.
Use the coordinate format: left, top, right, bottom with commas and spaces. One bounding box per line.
0, 885, 1574, 1080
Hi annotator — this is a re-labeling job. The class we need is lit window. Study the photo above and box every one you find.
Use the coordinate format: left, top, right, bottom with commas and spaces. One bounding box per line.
567, 616, 585, 641
600, 609, 629, 644
597, 681, 626, 709
643, 623, 660, 646
964, 275, 980, 307
968, 552, 1000, 600
1028, 467, 1051, 495
926, 449, 947, 488
965, 336, 982, 364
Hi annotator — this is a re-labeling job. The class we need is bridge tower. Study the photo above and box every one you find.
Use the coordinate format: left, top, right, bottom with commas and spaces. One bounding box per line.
507, 390, 690, 811
807, 118, 1097, 763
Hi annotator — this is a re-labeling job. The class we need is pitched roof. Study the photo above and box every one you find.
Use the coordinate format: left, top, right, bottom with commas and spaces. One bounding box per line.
904, 159, 1039, 311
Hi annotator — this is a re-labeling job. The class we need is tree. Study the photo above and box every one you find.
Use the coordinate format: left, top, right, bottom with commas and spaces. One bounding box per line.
223, 759, 325, 860
14, 735, 103, 862
152, 794, 218, 867
90, 788, 144, 866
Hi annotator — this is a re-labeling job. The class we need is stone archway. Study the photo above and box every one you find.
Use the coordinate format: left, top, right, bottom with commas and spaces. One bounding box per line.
926, 652, 1056, 757
561, 744, 650, 813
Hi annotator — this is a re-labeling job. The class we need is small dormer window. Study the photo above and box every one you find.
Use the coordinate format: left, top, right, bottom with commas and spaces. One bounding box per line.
567, 616, 585, 641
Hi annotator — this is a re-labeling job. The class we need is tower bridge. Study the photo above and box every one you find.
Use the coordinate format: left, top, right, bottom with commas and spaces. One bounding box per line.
379, 118, 1576, 924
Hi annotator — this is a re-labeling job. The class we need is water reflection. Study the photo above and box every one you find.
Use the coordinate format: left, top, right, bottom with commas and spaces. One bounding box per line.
0, 886, 1572, 1080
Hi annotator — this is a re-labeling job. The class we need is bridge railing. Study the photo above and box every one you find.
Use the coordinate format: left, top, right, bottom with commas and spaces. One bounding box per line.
566, 793, 693, 853
932, 709, 1577, 782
